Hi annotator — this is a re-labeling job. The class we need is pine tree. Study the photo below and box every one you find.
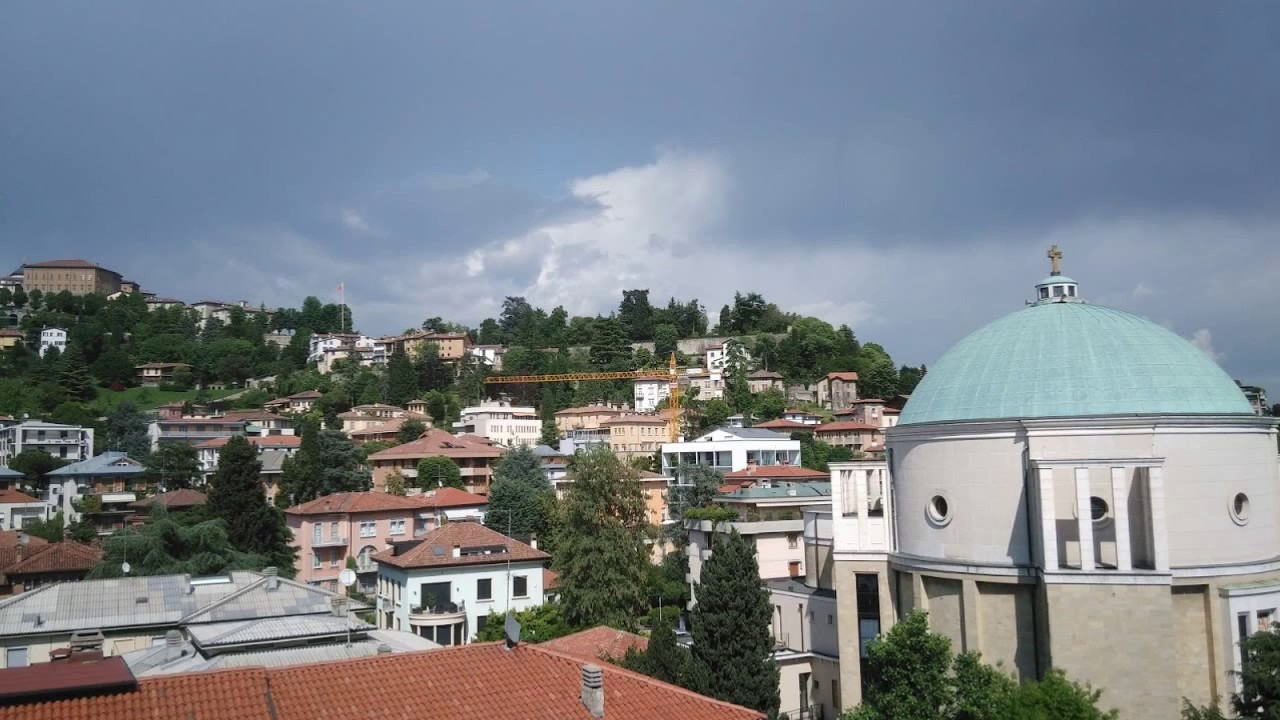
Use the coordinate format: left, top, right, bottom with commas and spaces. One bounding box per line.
485, 446, 552, 539
386, 348, 418, 406
690, 529, 780, 715
623, 619, 706, 691
57, 343, 95, 401
277, 418, 371, 505
553, 445, 649, 628
538, 387, 560, 446
206, 435, 295, 574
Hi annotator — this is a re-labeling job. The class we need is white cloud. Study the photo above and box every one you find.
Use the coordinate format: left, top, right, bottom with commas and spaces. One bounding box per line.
1131, 282, 1153, 299
341, 209, 377, 236
1188, 328, 1226, 364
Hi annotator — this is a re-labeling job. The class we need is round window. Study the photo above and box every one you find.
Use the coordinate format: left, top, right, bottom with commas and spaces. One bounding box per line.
1231, 493, 1250, 525
927, 494, 951, 525
1089, 496, 1109, 522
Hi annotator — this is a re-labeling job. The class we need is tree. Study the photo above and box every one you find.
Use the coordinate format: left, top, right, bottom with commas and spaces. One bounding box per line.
860, 357, 900, 401
10, 286, 26, 309
206, 435, 294, 573
589, 318, 633, 370
474, 603, 573, 644
485, 446, 552, 539
9, 449, 70, 483
57, 343, 95, 401
89, 506, 269, 578
723, 341, 752, 414
414, 344, 451, 393
384, 470, 407, 496
553, 445, 650, 628
171, 365, 194, 390
667, 464, 724, 547
623, 619, 706, 691
416, 456, 464, 490
752, 387, 786, 421
618, 289, 655, 341
539, 387, 560, 446
1184, 625, 1280, 719
653, 323, 679, 358
690, 529, 779, 715
898, 365, 926, 395
144, 443, 202, 490
385, 348, 417, 407
701, 399, 732, 431
103, 402, 151, 457
397, 418, 427, 445
22, 511, 68, 542
277, 420, 371, 505
92, 345, 135, 387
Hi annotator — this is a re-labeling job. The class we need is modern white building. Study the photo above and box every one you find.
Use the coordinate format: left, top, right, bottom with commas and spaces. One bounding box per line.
0, 420, 94, 466
661, 426, 801, 481
452, 401, 540, 448
828, 251, 1280, 719
38, 328, 66, 358
374, 522, 550, 646
633, 377, 672, 413
0, 487, 49, 530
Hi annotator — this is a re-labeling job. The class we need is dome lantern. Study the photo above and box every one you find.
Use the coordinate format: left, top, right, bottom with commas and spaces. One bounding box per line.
1034, 245, 1080, 304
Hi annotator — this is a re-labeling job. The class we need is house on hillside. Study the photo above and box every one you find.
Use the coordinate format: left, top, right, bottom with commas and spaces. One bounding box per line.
134, 362, 191, 387
748, 369, 784, 394
366, 429, 504, 494
45, 452, 150, 534
816, 372, 859, 412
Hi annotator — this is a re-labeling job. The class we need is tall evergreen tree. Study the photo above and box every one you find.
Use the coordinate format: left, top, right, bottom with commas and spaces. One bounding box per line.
144, 442, 202, 490
723, 340, 753, 414
589, 319, 633, 370
538, 386, 560, 446
553, 445, 650, 628
277, 419, 371, 504
89, 507, 268, 579
386, 348, 418, 406
623, 619, 707, 691
690, 529, 780, 716
484, 446, 552, 539
57, 343, 95, 401
206, 435, 294, 573
396, 418, 427, 445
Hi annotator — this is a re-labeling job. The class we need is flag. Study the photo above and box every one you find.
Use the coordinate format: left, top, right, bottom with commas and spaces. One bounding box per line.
336, 282, 344, 292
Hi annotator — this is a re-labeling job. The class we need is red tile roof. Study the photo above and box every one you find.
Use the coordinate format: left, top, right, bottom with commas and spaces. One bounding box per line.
823, 372, 859, 382
815, 421, 882, 433
883, 408, 900, 414
367, 429, 503, 461
0, 489, 40, 504
219, 410, 290, 422
286, 491, 425, 516
0, 329, 22, 338
0, 531, 49, 578
195, 435, 302, 449
555, 405, 625, 417
287, 390, 323, 400
724, 465, 828, 480
541, 626, 649, 664
0, 645, 762, 720
543, 568, 560, 589
347, 413, 432, 435
747, 370, 783, 379
751, 419, 810, 430
128, 489, 208, 509
414, 487, 489, 510
23, 258, 103, 269
374, 522, 548, 570
5, 542, 103, 576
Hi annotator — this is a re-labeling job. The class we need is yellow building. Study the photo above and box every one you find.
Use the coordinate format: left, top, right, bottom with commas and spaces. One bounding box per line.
604, 414, 668, 461
0, 329, 21, 349
22, 259, 123, 295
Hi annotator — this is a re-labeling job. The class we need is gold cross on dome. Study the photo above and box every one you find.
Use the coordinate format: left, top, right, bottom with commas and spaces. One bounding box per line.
1047, 245, 1063, 275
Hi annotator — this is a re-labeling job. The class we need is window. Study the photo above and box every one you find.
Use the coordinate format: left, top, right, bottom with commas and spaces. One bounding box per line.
477, 578, 492, 601
927, 494, 952, 525
513, 575, 528, 598
330, 521, 340, 540
360, 521, 376, 537
6, 647, 28, 668
1053, 285, 1064, 297
1089, 496, 1109, 522
476, 615, 488, 636
787, 533, 799, 549
329, 550, 339, 567
1231, 493, 1250, 525
389, 519, 405, 536
312, 553, 321, 569
313, 524, 322, 544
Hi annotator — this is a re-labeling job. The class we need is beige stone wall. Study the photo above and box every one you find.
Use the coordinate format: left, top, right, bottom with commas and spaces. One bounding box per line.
976, 581, 1037, 680
1044, 583, 1177, 720
1172, 585, 1214, 708
922, 575, 964, 651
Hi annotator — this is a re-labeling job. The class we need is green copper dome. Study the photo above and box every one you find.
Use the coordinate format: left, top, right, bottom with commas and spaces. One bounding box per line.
900, 302, 1252, 425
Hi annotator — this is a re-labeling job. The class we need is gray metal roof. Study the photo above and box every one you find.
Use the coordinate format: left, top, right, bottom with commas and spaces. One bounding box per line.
258, 451, 288, 473
0, 466, 22, 478
531, 444, 564, 457
48, 451, 145, 477
702, 427, 792, 441
180, 575, 370, 624
186, 614, 373, 648
123, 630, 438, 676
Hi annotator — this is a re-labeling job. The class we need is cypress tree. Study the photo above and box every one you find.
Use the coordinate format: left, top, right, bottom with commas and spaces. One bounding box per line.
57, 343, 95, 401
484, 446, 551, 539
690, 529, 780, 715
386, 348, 418, 407
208, 435, 295, 574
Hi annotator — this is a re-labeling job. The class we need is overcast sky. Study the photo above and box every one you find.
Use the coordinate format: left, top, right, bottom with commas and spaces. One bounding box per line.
2, 2, 1277, 390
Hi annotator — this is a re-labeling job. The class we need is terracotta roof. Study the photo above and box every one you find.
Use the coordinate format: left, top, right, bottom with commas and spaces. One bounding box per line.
748, 370, 783, 379
555, 405, 625, 417
5, 542, 102, 576
134, 362, 191, 369
751, 419, 810, 430
413, 487, 488, 510
541, 626, 649, 664
0, 489, 40, 504
23, 258, 104, 269
724, 465, 828, 480
844, 398, 886, 405
0, 329, 22, 338
0, 643, 763, 720
883, 408, 900, 414
287, 390, 323, 400
601, 414, 667, 426
367, 429, 503, 461
348, 414, 432, 436
543, 568, 559, 589
0, 531, 49, 577
823, 372, 859, 382
814, 421, 882, 432
286, 491, 425, 516
195, 435, 302, 449
219, 410, 290, 422
128, 489, 207, 509
374, 522, 548, 569
0, 656, 138, 706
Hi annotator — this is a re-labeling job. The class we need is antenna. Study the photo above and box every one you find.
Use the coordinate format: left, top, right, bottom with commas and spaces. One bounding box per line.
338, 569, 357, 647
503, 612, 522, 650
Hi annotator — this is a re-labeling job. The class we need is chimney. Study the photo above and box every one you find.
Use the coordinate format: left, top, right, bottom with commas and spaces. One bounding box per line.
376, 643, 393, 655
580, 664, 605, 718
529, 534, 537, 550
452, 544, 461, 558
164, 630, 183, 662
263, 566, 279, 590
330, 596, 348, 618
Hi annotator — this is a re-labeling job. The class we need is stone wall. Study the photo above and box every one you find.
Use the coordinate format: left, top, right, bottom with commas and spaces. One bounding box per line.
976, 581, 1037, 679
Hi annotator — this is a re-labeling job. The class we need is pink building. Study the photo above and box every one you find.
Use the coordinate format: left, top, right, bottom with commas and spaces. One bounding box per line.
286, 492, 425, 593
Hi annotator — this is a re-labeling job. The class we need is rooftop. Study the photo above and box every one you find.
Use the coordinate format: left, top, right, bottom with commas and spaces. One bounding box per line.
750, 419, 810, 431
412, 487, 489, 510
127, 489, 208, 510
0, 488, 40, 503
47, 452, 144, 478
748, 370, 784, 379
814, 421, 881, 432
3, 542, 102, 577
764, 577, 836, 599
374, 522, 548, 570
23, 258, 108, 269
555, 405, 626, 417
367, 429, 504, 460
541, 626, 649, 665
285, 491, 425, 516
602, 414, 667, 426
718, 482, 832, 500
823, 372, 859, 382
723, 465, 828, 481
194, 435, 302, 450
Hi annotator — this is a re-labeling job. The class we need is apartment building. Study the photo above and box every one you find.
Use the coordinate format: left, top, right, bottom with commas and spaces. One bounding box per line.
374, 522, 549, 645
705, 340, 750, 372
633, 377, 672, 412
603, 414, 668, 462
286, 492, 428, 593
191, 300, 273, 329
38, 328, 66, 358
147, 416, 245, 451
367, 429, 504, 494
21, 259, 122, 295
45, 452, 150, 534
134, 362, 191, 386
264, 390, 323, 414
0, 421, 94, 465
813, 421, 882, 453
466, 344, 507, 370
194, 435, 301, 474
816, 372, 859, 412
348, 415, 432, 445
687, 371, 724, 401
338, 403, 415, 433
553, 403, 625, 434
661, 427, 801, 481
391, 331, 469, 361
452, 401, 540, 447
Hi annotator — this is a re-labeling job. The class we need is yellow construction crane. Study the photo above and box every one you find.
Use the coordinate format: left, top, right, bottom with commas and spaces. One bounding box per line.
484, 352, 683, 442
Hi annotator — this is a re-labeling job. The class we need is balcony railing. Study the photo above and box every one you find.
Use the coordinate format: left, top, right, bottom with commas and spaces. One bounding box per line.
311, 535, 348, 548
779, 705, 824, 720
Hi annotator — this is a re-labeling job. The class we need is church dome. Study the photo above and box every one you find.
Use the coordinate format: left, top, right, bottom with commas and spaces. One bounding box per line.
900, 294, 1252, 426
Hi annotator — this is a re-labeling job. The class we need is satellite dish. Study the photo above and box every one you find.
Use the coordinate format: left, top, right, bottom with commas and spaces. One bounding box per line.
338, 569, 356, 587
121, 561, 131, 575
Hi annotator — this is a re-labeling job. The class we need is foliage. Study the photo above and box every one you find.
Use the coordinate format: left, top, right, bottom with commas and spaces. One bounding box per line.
144, 442, 201, 490
90, 506, 271, 578
553, 445, 650, 629
690, 529, 780, 715
384, 470, 407, 496
859, 357, 900, 401
792, 430, 847, 472
723, 340, 753, 414
57, 343, 96, 401
415, 456, 464, 490
396, 418, 427, 445
206, 435, 295, 573
484, 446, 553, 539
8, 449, 70, 482
1183, 625, 1280, 719
473, 603, 574, 644
622, 620, 706, 691
277, 419, 371, 505
21, 511, 69, 542
752, 387, 786, 421
99, 402, 150, 458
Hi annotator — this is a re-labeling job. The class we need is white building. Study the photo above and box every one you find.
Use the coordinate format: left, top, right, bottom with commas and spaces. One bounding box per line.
374, 522, 550, 646
661, 426, 801, 481
704, 339, 750, 372
467, 344, 507, 371
0, 420, 94, 466
633, 378, 672, 413
0, 487, 49, 530
452, 401, 540, 448
38, 328, 66, 358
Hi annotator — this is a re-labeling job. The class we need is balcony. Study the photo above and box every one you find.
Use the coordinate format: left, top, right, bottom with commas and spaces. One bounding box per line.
311, 535, 348, 548
354, 559, 377, 574
408, 600, 467, 626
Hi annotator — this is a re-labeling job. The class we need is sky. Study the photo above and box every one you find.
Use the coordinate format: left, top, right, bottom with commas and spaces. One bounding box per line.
2, 2, 1278, 391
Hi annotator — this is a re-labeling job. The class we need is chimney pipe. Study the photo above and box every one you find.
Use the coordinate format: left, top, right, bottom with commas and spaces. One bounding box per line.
529, 534, 537, 550
164, 630, 183, 662
330, 596, 348, 618
376, 643, 393, 655
580, 664, 604, 718
452, 544, 461, 558
263, 566, 279, 590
